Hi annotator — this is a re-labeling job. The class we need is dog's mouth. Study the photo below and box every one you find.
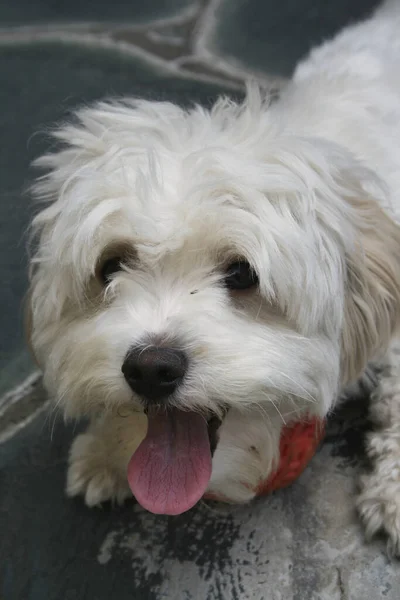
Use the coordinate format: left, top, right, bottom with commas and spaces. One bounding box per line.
127, 407, 221, 515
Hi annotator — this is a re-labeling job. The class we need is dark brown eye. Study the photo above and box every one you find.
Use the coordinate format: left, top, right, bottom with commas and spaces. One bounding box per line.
224, 261, 259, 290
100, 257, 123, 285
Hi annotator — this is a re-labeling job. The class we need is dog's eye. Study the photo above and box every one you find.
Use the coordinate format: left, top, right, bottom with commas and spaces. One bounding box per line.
100, 257, 123, 284
224, 261, 259, 290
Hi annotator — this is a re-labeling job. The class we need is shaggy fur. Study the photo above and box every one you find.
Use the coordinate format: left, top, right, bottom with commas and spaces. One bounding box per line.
28, 0, 400, 552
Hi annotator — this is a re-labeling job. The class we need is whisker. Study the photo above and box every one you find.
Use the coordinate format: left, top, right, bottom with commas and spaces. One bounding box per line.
274, 371, 317, 404
255, 298, 263, 321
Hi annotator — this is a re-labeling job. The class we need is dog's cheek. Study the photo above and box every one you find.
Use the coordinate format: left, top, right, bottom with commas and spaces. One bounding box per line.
37, 313, 133, 418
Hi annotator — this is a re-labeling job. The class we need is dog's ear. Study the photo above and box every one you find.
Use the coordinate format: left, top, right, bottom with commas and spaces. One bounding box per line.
24, 289, 40, 367
341, 196, 400, 384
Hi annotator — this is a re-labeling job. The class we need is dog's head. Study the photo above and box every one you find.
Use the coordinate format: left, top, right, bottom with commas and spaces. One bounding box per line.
28, 93, 400, 424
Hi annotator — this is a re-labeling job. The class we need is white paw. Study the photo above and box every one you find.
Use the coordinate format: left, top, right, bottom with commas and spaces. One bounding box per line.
207, 419, 278, 503
66, 432, 132, 507
207, 473, 258, 504
357, 473, 400, 557
207, 437, 270, 503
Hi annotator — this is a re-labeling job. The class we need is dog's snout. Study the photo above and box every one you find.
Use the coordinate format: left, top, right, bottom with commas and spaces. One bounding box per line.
122, 346, 188, 402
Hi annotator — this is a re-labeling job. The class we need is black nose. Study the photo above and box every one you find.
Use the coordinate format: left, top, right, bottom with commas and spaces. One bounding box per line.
122, 346, 188, 402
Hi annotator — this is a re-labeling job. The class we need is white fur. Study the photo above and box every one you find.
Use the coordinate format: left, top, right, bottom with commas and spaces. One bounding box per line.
29, 0, 400, 553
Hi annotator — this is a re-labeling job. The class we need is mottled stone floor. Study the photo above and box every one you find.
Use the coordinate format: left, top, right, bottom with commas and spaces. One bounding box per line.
1, 1, 399, 599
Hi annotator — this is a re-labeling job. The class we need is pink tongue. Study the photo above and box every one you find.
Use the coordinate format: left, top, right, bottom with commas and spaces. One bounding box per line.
127, 408, 212, 515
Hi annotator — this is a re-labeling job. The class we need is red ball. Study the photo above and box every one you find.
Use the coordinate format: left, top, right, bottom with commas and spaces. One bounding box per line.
257, 417, 325, 495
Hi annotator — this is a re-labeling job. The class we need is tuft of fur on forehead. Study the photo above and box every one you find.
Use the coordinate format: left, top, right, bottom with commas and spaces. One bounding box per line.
28, 86, 400, 422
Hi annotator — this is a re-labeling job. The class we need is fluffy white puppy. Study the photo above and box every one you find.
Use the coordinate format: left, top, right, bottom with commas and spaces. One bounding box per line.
28, 0, 400, 552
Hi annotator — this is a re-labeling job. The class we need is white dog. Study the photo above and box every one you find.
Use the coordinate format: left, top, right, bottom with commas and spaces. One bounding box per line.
28, 0, 400, 554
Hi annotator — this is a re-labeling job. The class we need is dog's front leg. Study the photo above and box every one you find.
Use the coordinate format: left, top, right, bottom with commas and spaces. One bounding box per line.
66, 405, 283, 509
357, 340, 400, 556
207, 407, 283, 503
66, 409, 146, 507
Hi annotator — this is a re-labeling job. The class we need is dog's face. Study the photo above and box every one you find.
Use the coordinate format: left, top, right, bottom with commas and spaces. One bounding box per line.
28, 94, 400, 421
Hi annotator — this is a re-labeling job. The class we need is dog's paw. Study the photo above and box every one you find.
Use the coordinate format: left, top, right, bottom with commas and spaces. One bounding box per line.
206, 478, 258, 504
207, 408, 280, 504
207, 443, 269, 504
357, 473, 400, 557
66, 432, 131, 507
